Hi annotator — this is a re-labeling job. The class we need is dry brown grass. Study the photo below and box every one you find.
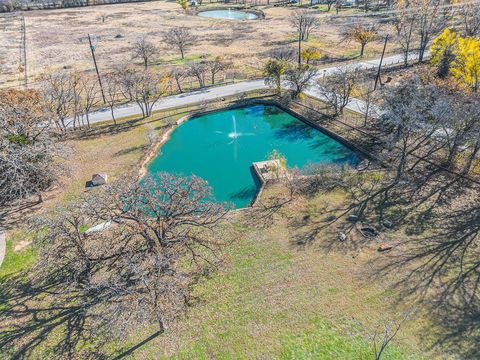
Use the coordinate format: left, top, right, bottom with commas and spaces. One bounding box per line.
0, 1, 398, 88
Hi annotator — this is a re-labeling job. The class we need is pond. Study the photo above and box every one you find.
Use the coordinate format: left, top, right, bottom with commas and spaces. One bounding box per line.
148, 105, 359, 208
198, 9, 258, 20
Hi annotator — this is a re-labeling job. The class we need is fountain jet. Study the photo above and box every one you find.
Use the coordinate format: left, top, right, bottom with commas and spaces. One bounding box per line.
228, 115, 239, 139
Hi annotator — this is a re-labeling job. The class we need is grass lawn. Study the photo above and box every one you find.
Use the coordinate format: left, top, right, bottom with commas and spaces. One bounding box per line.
0, 238, 36, 279
105, 187, 431, 359
0, 94, 439, 359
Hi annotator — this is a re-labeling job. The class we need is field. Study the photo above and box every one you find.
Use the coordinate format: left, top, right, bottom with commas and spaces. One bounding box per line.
1, 92, 447, 359
0, 0, 399, 89
1, 1, 476, 357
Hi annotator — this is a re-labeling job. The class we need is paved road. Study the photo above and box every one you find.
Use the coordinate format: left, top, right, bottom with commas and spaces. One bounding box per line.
77, 51, 424, 126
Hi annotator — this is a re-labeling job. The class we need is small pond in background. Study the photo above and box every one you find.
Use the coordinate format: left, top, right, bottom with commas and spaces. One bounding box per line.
148, 105, 359, 208
198, 9, 258, 20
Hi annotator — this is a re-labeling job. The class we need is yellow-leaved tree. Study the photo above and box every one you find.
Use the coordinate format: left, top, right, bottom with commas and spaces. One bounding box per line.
301, 47, 321, 64
430, 28, 459, 78
177, 0, 189, 14
343, 24, 377, 57
430, 28, 480, 91
451, 36, 480, 92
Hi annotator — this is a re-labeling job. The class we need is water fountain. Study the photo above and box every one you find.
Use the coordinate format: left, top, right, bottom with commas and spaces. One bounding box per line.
228, 115, 239, 139
148, 105, 359, 208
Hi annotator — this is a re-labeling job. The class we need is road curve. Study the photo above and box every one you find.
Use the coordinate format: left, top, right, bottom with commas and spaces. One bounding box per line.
78, 51, 424, 126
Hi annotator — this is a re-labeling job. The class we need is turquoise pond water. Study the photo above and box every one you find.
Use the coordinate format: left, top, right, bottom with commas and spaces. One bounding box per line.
148, 105, 359, 208
198, 9, 258, 20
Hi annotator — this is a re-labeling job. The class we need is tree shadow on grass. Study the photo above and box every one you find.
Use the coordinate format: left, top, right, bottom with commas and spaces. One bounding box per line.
111, 331, 162, 360
278, 169, 480, 358
70, 113, 175, 142
113, 144, 149, 157
0, 273, 105, 359
0, 198, 43, 231
71, 117, 146, 140
0, 268, 169, 359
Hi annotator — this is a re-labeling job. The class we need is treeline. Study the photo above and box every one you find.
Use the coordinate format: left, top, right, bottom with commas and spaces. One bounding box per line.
0, 0, 158, 12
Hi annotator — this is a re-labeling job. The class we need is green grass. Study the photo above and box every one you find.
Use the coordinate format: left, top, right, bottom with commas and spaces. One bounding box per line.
280, 317, 405, 359
108, 203, 425, 358
0, 99, 431, 359
0, 238, 36, 278
158, 53, 208, 66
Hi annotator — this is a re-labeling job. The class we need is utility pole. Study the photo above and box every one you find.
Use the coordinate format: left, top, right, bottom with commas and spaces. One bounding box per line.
297, 25, 302, 66
374, 34, 388, 91
87, 34, 106, 104
297, 15, 304, 66
21, 15, 28, 89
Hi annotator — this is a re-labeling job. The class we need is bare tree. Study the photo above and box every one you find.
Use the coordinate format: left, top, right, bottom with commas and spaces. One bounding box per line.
32, 172, 230, 340
0, 89, 63, 205
206, 56, 228, 85
290, 10, 319, 42
412, 0, 450, 63
129, 69, 165, 118
163, 27, 196, 60
170, 67, 187, 93
42, 72, 74, 131
372, 311, 413, 360
316, 66, 361, 115
268, 47, 296, 62
393, 9, 417, 66
188, 61, 208, 88
104, 72, 121, 125
70, 72, 83, 129
457, 2, 480, 36
132, 37, 157, 69
284, 64, 318, 98
115, 65, 136, 102
290, 10, 319, 64
79, 74, 99, 128
349, 76, 480, 225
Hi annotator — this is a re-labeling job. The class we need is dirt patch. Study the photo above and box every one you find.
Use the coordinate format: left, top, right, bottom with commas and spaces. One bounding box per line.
13, 239, 31, 252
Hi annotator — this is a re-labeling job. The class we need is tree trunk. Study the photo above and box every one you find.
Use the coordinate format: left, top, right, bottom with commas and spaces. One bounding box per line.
404, 22, 413, 67
85, 112, 91, 128
175, 77, 183, 93
418, 35, 427, 63
110, 107, 117, 125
